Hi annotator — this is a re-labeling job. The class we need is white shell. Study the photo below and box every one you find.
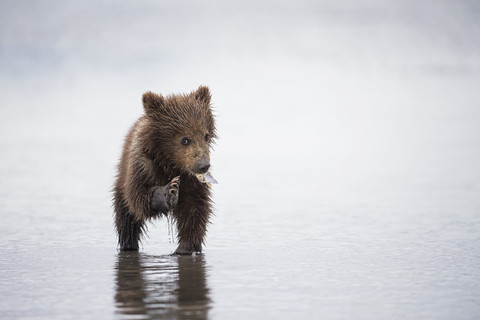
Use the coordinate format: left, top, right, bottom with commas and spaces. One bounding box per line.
205, 172, 218, 184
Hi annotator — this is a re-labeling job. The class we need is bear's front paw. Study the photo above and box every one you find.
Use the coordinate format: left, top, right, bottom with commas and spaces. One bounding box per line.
166, 176, 180, 210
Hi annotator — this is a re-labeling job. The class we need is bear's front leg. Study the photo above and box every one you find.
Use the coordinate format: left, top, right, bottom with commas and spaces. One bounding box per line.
151, 176, 180, 214
173, 180, 211, 255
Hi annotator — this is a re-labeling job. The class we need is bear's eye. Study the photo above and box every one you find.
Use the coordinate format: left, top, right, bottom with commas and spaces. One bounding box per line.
205, 133, 210, 141
181, 137, 190, 145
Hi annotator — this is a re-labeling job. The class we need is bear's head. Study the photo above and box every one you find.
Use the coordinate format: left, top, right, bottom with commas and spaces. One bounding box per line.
140, 86, 216, 176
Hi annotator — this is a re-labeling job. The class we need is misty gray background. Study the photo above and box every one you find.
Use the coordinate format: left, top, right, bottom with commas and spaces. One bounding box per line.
1, 0, 480, 319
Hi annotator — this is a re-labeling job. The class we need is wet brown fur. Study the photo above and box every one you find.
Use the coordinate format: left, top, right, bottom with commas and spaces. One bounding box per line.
113, 86, 216, 254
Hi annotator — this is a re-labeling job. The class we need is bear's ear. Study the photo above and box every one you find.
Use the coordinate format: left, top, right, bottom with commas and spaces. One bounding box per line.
194, 85, 211, 104
142, 91, 165, 114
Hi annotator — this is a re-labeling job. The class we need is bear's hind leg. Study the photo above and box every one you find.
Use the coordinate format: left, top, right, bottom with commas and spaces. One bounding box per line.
115, 207, 145, 251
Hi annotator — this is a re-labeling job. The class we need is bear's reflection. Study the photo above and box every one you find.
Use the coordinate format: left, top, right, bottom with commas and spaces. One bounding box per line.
115, 252, 210, 319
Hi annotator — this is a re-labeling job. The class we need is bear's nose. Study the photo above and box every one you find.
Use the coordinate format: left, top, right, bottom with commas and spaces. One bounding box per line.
198, 163, 210, 174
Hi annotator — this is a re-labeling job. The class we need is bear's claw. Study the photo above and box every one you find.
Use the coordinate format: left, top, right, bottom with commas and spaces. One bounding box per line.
166, 176, 180, 209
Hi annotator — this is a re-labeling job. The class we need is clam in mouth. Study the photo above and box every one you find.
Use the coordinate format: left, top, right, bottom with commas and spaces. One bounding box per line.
196, 172, 218, 187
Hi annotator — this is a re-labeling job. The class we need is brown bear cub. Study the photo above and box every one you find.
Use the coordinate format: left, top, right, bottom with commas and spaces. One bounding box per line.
113, 86, 216, 255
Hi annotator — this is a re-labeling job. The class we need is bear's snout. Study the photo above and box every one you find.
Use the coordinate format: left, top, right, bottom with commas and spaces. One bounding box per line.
196, 161, 210, 174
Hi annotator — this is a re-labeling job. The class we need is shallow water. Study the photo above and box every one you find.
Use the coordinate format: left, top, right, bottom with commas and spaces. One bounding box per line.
1, 0, 480, 319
